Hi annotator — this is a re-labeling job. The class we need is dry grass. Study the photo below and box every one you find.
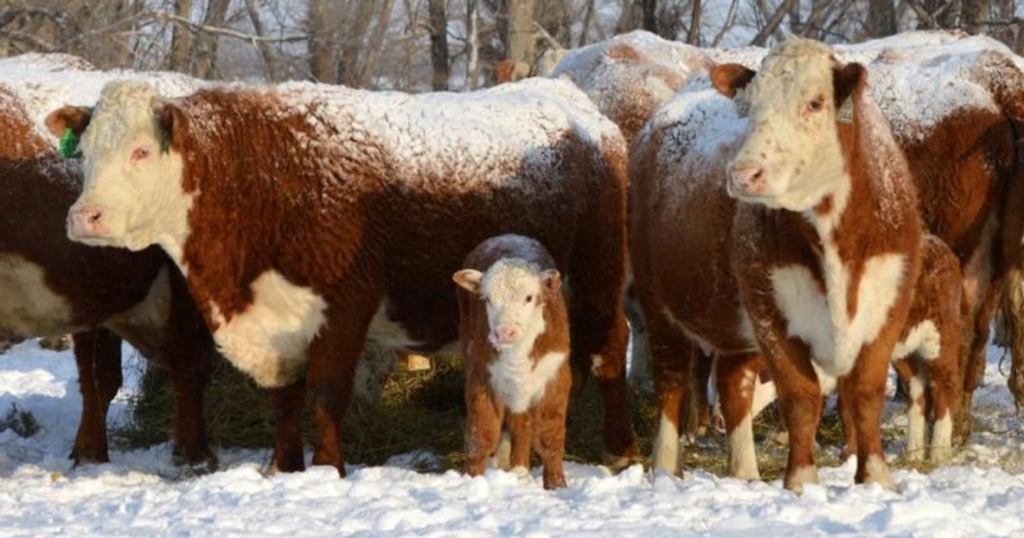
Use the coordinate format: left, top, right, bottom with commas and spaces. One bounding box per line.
115, 356, 958, 477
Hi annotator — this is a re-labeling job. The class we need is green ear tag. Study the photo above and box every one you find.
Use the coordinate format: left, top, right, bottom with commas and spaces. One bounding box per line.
58, 128, 82, 159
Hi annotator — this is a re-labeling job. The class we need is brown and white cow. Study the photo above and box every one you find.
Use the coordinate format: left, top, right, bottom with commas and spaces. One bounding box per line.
62, 77, 633, 475
454, 234, 571, 489
632, 38, 923, 492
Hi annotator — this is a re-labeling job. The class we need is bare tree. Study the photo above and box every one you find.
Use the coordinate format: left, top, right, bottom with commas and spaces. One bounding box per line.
192, 0, 232, 78
641, 0, 658, 33
428, 0, 450, 90
868, 0, 898, 36
467, 0, 482, 88
358, 0, 398, 88
687, 0, 702, 44
751, 0, 799, 45
506, 0, 534, 79
168, 0, 194, 72
579, 0, 597, 45
961, 0, 992, 34
244, 0, 278, 80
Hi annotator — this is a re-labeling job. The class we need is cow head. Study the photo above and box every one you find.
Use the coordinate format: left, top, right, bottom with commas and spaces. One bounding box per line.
54, 81, 192, 253
712, 38, 865, 212
453, 260, 561, 351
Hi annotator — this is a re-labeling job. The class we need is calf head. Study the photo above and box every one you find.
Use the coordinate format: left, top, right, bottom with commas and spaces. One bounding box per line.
51, 81, 192, 253
454, 260, 561, 352
712, 38, 865, 212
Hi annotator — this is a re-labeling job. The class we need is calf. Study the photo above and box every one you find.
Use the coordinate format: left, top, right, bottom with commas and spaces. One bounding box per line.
454, 235, 571, 489
632, 38, 922, 492
62, 77, 633, 475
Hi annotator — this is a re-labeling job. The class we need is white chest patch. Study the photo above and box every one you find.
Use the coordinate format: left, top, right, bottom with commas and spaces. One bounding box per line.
0, 254, 79, 338
892, 320, 941, 362
210, 270, 327, 388
489, 350, 567, 414
771, 252, 906, 378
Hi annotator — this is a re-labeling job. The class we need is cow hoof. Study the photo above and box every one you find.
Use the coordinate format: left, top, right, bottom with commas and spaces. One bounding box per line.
69, 447, 109, 467
603, 452, 634, 472
172, 448, 218, 474
543, 474, 567, 490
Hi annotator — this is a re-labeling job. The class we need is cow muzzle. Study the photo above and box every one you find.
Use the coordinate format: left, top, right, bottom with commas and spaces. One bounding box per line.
727, 160, 771, 198
489, 323, 522, 349
68, 206, 110, 240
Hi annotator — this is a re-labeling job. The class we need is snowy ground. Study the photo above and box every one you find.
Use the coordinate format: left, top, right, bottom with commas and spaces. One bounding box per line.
0, 343, 1022, 537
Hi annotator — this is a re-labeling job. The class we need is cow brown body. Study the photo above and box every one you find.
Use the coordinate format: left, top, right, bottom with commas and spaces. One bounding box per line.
0, 156, 216, 466
632, 40, 922, 491
456, 235, 571, 489
68, 78, 632, 475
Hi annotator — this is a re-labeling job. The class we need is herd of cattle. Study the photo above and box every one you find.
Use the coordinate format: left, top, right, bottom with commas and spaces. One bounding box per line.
0, 28, 1020, 494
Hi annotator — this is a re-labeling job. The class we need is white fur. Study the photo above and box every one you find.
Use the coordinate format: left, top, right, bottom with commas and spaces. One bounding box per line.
905, 376, 927, 462
210, 270, 327, 388
771, 253, 906, 379
728, 413, 760, 480
865, 454, 895, 491
750, 378, 777, 419
931, 412, 953, 462
490, 351, 567, 414
366, 301, 422, 349
893, 321, 942, 362
652, 412, 680, 474
0, 254, 80, 337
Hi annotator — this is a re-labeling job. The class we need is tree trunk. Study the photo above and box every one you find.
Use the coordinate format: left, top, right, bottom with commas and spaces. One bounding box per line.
340, 0, 376, 86
961, 0, 991, 34
868, 0, 898, 37
357, 0, 398, 88
307, 0, 339, 83
244, 0, 277, 80
579, 0, 596, 45
687, 0, 702, 44
467, 0, 482, 89
750, 0, 798, 45
507, 0, 535, 72
192, 0, 231, 78
428, 0, 450, 90
641, 0, 658, 33
789, 0, 802, 33
169, 0, 194, 72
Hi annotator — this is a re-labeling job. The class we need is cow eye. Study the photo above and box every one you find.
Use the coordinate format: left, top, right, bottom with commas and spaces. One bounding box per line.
807, 99, 824, 113
526, 295, 533, 303
132, 147, 151, 161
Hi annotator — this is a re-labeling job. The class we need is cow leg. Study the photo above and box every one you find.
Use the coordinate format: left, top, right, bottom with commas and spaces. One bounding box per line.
532, 370, 570, 490
688, 351, 714, 439
267, 380, 306, 473
716, 352, 761, 480
465, 383, 502, 478
763, 339, 823, 495
647, 311, 693, 475
162, 320, 216, 468
507, 412, 531, 475
838, 343, 895, 490
893, 358, 926, 462
956, 282, 1001, 445
71, 329, 122, 465
836, 390, 857, 462
928, 328, 961, 463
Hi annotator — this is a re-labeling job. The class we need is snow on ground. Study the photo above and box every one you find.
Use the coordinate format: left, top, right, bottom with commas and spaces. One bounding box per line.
0, 342, 1022, 537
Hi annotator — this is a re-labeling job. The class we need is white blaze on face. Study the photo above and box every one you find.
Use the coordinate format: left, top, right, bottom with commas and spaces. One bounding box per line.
728, 39, 850, 211
70, 80, 192, 256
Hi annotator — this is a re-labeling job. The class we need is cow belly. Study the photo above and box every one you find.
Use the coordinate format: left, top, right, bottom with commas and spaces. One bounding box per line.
0, 254, 80, 339
210, 270, 327, 388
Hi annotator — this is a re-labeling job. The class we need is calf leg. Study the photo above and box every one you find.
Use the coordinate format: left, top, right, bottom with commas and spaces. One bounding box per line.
71, 329, 122, 465
465, 383, 502, 478
507, 413, 531, 475
928, 328, 961, 463
267, 380, 306, 473
716, 352, 761, 480
688, 351, 714, 439
893, 358, 927, 462
532, 365, 571, 490
647, 312, 693, 475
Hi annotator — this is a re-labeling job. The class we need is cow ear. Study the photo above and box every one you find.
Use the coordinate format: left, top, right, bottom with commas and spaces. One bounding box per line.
152, 98, 189, 153
453, 269, 484, 294
45, 106, 92, 138
833, 62, 866, 110
711, 64, 756, 98
541, 269, 561, 292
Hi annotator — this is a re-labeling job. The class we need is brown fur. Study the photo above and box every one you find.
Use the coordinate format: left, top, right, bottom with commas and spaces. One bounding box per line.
0, 87, 52, 159
154, 86, 631, 474
0, 155, 217, 466
457, 235, 571, 489
632, 56, 922, 489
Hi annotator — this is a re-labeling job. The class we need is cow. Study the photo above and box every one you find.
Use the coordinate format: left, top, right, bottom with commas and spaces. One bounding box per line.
61, 77, 634, 475
631, 38, 923, 492
454, 234, 571, 490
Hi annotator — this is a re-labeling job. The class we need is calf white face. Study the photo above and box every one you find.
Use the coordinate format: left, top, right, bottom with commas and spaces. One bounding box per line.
61, 81, 191, 253
454, 260, 560, 352
720, 39, 863, 212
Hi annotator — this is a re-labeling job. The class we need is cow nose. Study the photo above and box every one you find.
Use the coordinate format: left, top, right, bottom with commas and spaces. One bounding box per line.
492, 324, 521, 345
69, 206, 106, 238
729, 162, 768, 194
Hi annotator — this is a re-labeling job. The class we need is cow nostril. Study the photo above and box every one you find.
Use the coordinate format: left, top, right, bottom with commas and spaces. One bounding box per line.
87, 211, 102, 223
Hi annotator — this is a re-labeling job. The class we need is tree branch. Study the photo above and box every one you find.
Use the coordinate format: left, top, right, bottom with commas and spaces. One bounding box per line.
150, 11, 305, 43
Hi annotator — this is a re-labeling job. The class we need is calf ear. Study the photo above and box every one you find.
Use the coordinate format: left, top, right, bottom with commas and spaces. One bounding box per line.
152, 98, 189, 153
453, 269, 484, 294
45, 106, 92, 138
833, 62, 866, 110
711, 64, 756, 98
541, 269, 561, 292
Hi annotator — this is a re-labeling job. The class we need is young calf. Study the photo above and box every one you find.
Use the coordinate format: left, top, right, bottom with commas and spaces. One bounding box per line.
454, 235, 571, 490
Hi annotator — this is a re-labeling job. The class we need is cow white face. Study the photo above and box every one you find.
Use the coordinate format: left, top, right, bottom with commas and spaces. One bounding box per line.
59, 81, 191, 254
716, 39, 864, 212
454, 260, 560, 352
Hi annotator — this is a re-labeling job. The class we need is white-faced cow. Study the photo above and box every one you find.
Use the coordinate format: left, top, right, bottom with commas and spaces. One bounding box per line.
632, 38, 923, 492
62, 77, 633, 475
454, 234, 571, 489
